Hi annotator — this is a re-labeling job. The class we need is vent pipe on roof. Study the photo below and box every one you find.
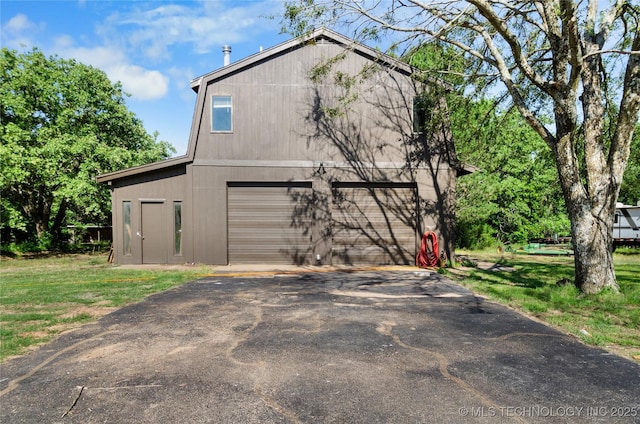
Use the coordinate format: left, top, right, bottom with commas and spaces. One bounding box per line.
223, 45, 231, 66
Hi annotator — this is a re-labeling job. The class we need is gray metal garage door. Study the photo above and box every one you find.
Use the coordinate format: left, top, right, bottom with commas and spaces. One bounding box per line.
331, 183, 417, 265
227, 183, 313, 264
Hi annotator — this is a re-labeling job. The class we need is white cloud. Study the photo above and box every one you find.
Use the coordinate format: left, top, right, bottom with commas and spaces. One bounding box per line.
1, 1, 282, 102
54, 36, 127, 67
1, 13, 43, 49
4, 13, 33, 33
104, 0, 282, 59
53, 37, 169, 101
108, 64, 169, 100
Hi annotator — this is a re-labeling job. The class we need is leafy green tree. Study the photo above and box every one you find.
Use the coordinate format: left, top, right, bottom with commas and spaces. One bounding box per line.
454, 103, 569, 247
619, 124, 640, 206
407, 44, 568, 249
282, 1, 640, 294
1, 47, 174, 247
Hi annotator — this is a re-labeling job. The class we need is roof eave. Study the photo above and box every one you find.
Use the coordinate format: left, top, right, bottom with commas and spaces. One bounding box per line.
96, 155, 191, 184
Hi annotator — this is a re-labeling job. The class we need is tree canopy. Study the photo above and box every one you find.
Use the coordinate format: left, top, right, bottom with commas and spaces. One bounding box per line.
454, 101, 570, 248
282, 0, 640, 294
407, 43, 569, 249
0, 47, 174, 248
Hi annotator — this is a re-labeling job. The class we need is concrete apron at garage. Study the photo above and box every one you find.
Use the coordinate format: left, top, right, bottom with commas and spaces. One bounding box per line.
1, 270, 639, 423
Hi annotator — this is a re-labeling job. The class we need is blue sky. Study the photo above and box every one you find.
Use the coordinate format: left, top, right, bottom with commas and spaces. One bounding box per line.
1, 0, 292, 156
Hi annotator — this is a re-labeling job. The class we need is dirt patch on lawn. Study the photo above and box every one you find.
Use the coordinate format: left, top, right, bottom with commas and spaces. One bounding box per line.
2, 304, 119, 363
58, 303, 119, 319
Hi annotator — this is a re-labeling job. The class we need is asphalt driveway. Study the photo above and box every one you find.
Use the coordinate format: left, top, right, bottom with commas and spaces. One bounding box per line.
1, 269, 639, 423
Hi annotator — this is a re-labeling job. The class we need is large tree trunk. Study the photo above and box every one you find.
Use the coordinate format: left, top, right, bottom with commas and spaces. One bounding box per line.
554, 106, 620, 294
25, 186, 53, 241
569, 203, 618, 294
51, 199, 69, 246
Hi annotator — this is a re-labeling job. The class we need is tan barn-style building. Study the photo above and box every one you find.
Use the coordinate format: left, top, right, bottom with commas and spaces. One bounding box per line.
97, 28, 467, 266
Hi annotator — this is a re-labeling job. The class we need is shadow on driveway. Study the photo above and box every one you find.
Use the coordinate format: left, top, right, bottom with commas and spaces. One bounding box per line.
1, 270, 639, 423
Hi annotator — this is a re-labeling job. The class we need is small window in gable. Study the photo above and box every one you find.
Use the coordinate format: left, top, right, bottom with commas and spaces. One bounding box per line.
413, 96, 432, 134
212, 95, 232, 132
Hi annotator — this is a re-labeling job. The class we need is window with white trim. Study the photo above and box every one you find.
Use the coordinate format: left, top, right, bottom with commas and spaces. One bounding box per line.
212, 95, 232, 132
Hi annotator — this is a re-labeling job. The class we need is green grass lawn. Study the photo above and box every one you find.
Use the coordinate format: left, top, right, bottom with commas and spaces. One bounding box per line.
444, 249, 640, 362
0, 254, 202, 362
1, 251, 639, 364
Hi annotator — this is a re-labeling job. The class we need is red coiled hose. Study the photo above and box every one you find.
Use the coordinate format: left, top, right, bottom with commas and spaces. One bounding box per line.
416, 231, 439, 268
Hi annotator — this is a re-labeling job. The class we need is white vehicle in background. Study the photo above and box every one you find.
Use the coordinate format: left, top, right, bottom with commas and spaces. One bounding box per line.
614, 202, 640, 249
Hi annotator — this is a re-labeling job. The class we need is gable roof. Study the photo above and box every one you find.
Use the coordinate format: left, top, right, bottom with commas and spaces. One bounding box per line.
97, 28, 437, 183
189, 27, 416, 93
